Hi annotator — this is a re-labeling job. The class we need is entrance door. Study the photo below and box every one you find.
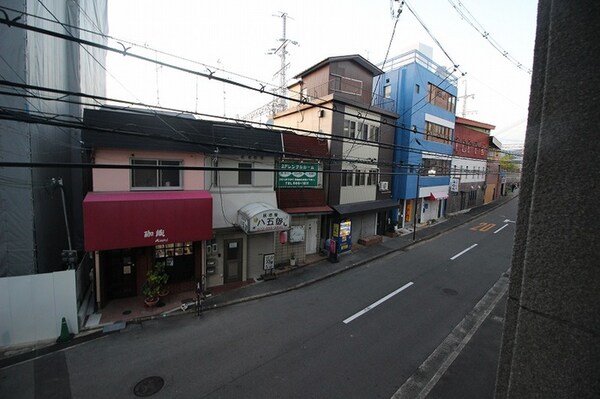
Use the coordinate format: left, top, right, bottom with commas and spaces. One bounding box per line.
306, 218, 318, 254
224, 239, 243, 283
105, 249, 137, 299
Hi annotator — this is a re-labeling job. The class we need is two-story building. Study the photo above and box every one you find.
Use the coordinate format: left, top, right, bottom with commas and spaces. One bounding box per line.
81, 107, 289, 307
273, 55, 398, 255
377, 45, 457, 226
448, 117, 495, 213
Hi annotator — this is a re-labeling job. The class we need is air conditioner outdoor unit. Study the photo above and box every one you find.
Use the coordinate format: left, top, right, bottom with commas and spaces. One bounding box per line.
379, 181, 389, 191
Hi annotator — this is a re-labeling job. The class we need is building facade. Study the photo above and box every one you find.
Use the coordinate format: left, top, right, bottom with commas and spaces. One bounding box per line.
448, 117, 495, 213
81, 108, 291, 307
485, 136, 504, 203
0, 0, 107, 276
377, 45, 458, 227
274, 55, 398, 256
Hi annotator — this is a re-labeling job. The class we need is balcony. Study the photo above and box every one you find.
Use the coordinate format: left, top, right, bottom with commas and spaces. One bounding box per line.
295, 76, 396, 113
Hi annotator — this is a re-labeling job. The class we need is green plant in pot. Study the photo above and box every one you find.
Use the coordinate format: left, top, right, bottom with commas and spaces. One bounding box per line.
143, 261, 169, 306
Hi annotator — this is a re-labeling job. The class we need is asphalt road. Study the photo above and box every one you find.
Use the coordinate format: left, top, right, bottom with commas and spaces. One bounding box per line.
0, 199, 518, 399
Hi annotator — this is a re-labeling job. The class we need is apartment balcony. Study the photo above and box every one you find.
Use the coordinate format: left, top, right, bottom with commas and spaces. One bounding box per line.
294, 76, 396, 112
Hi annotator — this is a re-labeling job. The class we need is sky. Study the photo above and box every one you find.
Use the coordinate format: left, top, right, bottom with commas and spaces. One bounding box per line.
106, 0, 538, 145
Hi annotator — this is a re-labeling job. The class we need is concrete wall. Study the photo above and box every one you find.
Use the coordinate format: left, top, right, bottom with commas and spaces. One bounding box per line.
0, 270, 78, 348
495, 1, 600, 397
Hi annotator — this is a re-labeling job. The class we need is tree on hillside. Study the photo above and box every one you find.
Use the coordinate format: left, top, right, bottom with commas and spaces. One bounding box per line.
500, 154, 521, 172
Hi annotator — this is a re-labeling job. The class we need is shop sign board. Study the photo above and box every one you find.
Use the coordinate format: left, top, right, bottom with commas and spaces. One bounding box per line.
263, 253, 275, 270
239, 209, 290, 234
450, 178, 460, 192
277, 161, 319, 188
289, 225, 305, 242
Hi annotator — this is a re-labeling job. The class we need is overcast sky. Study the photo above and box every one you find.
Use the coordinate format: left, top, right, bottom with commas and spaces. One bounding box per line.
106, 0, 538, 145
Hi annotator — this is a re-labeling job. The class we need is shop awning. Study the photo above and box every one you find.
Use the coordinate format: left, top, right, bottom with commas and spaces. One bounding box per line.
332, 198, 399, 216
277, 189, 333, 214
428, 191, 449, 200
238, 202, 290, 234
83, 191, 213, 251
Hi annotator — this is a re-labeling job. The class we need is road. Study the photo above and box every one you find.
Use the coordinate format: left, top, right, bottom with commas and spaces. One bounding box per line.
0, 200, 518, 398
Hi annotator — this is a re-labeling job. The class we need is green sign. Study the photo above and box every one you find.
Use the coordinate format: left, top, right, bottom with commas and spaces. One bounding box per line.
277, 161, 319, 188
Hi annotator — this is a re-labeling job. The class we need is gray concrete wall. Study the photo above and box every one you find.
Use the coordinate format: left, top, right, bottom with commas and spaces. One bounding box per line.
0, 270, 79, 348
495, 1, 600, 397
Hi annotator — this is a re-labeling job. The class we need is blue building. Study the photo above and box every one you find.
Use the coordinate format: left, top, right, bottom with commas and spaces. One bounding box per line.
376, 46, 458, 227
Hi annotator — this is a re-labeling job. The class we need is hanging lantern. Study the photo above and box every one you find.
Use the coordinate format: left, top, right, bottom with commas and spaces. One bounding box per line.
279, 230, 288, 244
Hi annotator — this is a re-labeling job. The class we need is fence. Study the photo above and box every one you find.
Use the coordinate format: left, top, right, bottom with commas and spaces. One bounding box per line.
0, 270, 79, 348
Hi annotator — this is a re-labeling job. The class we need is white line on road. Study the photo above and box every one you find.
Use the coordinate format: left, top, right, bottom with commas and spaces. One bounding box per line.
450, 244, 478, 260
343, 282, 414, 324
494, 224, 509, 234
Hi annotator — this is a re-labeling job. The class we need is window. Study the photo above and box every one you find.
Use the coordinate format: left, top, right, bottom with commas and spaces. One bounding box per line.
422, 158, 451, 176
341, 170, 347, 187
425, 121, 452, 144
155, 242, 194, 283
368, 169, 379, 185
343, 120, 356, 138
356, 170, 366, 185
369, 125, 380, 142
359, 123, 368, 140
383, 84, 392, 98
342, 170, 354, 186
415, 84, 420, 93
131, 159, 181, 189
238, 162, 252, 185
427, 83, 456, 112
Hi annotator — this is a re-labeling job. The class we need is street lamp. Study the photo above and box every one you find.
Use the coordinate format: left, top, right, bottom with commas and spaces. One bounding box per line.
412, 166, 437, 240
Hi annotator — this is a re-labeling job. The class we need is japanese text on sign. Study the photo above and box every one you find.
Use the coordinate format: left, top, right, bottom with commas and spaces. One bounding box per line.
277, 161, 319, 188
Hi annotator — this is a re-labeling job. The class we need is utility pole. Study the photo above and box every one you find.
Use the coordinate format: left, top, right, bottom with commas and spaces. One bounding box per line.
268, 12, 298, 113
458, 79, 476, 117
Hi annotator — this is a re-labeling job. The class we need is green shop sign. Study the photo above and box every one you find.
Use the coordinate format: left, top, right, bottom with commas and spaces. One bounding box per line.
277, 161, 319, 188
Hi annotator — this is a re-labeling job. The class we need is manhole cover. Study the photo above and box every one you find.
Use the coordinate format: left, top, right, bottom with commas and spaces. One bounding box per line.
122, 310, 132, 315
442, 288, 459, 296
134, 376, 164, 397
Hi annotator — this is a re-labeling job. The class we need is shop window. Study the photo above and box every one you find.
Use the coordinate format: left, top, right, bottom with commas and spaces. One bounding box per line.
155, 242, 194, 283
131, 159, 182, 189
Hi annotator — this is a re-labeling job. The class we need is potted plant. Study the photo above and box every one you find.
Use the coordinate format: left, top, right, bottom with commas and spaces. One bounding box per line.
154, 261, 169, 297
143, 262, 168, 306
290, 253, 296, 267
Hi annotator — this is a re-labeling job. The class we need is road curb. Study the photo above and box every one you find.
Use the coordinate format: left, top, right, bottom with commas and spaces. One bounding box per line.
0, 195, 518, 366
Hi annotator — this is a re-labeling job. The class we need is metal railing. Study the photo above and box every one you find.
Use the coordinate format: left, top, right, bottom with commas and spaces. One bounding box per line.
378, 50, 459, 84
295, 78, 396, 113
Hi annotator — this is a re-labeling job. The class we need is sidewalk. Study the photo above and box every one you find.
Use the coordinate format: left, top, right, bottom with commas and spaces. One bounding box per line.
0, 193, 518, 369
200, 192, 518, 311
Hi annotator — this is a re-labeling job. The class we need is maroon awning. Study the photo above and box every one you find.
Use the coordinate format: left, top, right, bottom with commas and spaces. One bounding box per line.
83, 191, 212, 251
276, 189, 332, 214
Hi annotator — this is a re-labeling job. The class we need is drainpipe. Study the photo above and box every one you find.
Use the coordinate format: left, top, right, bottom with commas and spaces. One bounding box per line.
52, 177, 72, 250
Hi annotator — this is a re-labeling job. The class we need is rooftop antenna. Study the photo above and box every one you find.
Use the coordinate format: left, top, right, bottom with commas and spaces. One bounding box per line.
267, 12, 298, 113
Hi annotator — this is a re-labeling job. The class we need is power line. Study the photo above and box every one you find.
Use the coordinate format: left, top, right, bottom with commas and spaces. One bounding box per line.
404, 0, 466, 76
446, 0, 532, 74
0, 10, 508, 158
0, 78, 517, 159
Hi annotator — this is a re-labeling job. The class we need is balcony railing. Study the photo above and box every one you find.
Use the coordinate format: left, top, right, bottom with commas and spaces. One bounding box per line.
378, 50, 459, 84
291, 77, 396, 113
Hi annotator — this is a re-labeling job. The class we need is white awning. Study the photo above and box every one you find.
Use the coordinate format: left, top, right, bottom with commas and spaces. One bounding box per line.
238, 202, 290, 234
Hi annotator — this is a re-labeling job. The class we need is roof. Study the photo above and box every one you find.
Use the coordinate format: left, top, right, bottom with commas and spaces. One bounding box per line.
277, 189, 328, 209
332, 198, 399, 216
282, 134, 329, 159
455, 116, 496, 131
82, 107, 284, 156
293, 54, 383, 79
